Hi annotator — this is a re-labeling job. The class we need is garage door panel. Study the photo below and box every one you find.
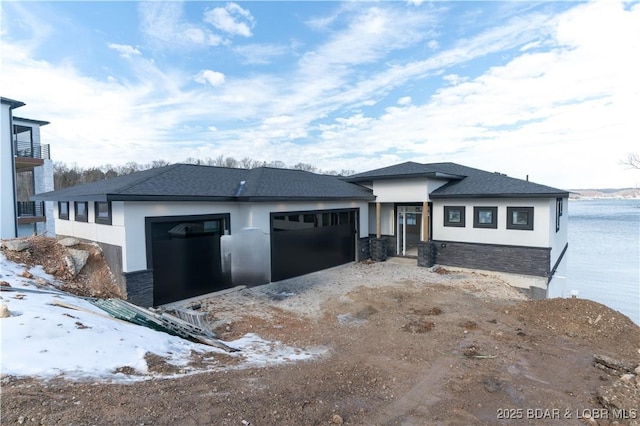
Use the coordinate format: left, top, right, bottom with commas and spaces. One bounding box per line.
148, 216, 230, 306
271, 210, 356, 282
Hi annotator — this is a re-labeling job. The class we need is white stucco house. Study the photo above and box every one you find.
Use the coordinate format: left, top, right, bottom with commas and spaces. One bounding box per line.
1, 97, 54, 239
346, 162, 569, 299
32, 161, 569, 307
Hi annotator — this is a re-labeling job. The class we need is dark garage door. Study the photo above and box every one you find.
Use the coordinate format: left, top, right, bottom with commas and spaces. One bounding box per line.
147, 215, 231, 305
271, 209, 356, 282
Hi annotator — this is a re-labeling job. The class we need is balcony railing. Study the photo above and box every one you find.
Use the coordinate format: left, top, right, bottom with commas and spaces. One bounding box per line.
17, 201, 45, 217
15, 141, 50, 160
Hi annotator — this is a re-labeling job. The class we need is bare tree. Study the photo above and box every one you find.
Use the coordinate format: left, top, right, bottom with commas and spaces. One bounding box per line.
239, 157, 263, 169
620, 153, 640, 169
292, 162, 317, 173
266, 160, 287, 169
222, 157, 239, 168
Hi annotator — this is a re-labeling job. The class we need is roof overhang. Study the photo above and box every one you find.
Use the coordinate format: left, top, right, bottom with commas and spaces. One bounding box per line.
1, 97, 26, 109
31, 194, 376, 203
429, 192, 570, 199
13, 116, 50, 126
346, 172, 465, 183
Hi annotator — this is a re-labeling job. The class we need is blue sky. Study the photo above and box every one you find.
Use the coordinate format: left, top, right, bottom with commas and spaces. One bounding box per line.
2, 1, 639, 189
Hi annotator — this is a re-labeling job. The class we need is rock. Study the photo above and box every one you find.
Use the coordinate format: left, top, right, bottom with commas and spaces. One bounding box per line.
0, 303, 12, 318
20, 270, 33, 279
330, 414, 344, 424
3, 239, 31, 252
58, 237, 80, 247
0, 281, 11, 287
64, 249, 90, 277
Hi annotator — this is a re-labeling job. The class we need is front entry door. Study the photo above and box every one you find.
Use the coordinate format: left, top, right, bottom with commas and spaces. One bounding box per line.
397, 206, 422, 256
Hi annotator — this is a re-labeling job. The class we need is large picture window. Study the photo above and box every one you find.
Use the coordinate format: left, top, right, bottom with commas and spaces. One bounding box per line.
444, 206, 465, 227
95, 201, 112, 225
473, 206, 497, 229
507, 207, 534, 230
58, 202, 69, 220
74, 202, 88, 222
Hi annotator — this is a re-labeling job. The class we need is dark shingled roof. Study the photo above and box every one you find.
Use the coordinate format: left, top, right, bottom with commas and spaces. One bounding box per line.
347, 161, 569, 198
32, 164, 375, 202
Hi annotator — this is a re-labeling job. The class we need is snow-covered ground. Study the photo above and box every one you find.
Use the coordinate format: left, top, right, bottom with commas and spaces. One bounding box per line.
0, 253, 324, 382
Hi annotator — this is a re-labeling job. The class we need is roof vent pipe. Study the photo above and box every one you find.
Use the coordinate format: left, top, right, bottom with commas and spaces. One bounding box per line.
235, 180, 246, 197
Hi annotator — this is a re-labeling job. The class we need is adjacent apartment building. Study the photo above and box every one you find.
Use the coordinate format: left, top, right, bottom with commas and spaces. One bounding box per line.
1, 97, 54, 239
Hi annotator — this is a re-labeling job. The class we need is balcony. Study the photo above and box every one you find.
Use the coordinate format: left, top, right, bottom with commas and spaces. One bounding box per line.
14, 141, 50, 172
17, 201, 46, 224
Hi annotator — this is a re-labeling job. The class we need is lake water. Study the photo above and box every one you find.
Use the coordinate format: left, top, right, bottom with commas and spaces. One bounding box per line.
551, 199, 640, 325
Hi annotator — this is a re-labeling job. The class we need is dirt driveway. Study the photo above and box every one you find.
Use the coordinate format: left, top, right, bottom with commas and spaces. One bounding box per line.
3, 258, 639, 425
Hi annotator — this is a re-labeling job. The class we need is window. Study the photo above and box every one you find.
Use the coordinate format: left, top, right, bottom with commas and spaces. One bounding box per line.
74, 202, 88, 222
556, 198, 563, 232
444, 206, 465, 227
507, 207, 534, 230
473, 207, 498, 229
58, 202, 69, 220
94, 201, 112, 225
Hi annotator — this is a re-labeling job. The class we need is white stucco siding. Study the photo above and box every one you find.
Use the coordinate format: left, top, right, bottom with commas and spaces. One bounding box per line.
370, 178, 449, 204
548, 196, 569, 268
373, 179, 429, 203
432, 198, 553, 248
1, 104, 17, 239
368, 203, 395, 235
54, 202, 126, 247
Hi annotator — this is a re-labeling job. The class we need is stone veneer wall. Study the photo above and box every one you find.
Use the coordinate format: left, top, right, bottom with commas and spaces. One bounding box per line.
369, 238, 388, 262
430, 240, 550, 277
357, 237, 370, 261
122, 270, 154, 307
385, 236, 397, 257
417, 241, 435, 267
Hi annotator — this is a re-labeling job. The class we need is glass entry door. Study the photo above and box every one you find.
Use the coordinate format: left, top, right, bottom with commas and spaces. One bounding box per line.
397, 206, 422, 256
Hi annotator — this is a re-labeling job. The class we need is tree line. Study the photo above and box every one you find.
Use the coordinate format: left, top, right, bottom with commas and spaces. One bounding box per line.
53, 155, 355, 189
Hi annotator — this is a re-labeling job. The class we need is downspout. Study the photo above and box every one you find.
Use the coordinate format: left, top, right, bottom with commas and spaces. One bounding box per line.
9, 110, 18, 237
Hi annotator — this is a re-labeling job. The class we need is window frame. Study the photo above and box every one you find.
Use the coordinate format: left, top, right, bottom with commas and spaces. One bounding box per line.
443, 206, 466, 227
94, 201, 112, 225
556, 197, 563, 232
507, 206, 534, 231
58, 201, 69, 220
74, 201, 88, 223
473, 206, 498, 229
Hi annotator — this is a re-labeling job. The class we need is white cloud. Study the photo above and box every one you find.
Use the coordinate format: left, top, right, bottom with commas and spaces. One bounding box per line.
194, 70, 225, 87
108, 43, 141, 58
3, 1, 638, 189
233, 43, 288, 65
139, 2, 224, 49
307, 1, 640, 188
204, 3, 255, 38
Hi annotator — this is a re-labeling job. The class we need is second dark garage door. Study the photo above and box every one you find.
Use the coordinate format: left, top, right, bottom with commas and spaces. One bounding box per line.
270, 209, 356, 282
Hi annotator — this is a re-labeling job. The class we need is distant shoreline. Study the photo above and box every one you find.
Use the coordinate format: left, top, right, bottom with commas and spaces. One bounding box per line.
569, 188, 640, 200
